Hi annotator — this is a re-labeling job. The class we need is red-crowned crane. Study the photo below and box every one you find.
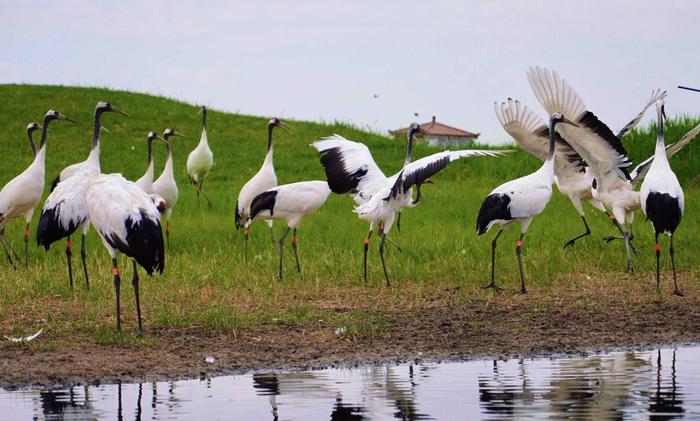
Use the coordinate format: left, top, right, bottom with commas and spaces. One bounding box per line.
494, 91, 665, 248
640, 100, 685, 296
476, 113, 577, 293
313, 124, 509, 286
186, 106, 214, 208
135, 131, 165, 194
527, 67, 700, 272
37, 102, 128, 288
86, 173, 165, 333
235, 118, 289, 259
248, 180, 331, 280
0, 113, 73, 268
152, 128, 184, 248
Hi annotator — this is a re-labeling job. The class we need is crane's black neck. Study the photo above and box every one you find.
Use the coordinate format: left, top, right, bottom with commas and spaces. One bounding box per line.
547, 120, 558, 161
267, 124, 274, 152
404, 130, 416, 166
93, 110, 105, 149
656, 107, 664, 144
201, 107, 207, 131
147, 137, 154, 163
27, 127, 37, 156
163, 134, 173, 156
40, 115, 55, 149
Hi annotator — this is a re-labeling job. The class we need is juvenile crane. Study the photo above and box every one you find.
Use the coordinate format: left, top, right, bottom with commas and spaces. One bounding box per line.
86, 173, 165, 333
0, 113, 72, 268
186, 106, 214, 207
640, 100, 685, 296
477, 113, 577, 293
235, 118, 289, 258
314, 124, 508, 286
135, 131, 164, 194
37, 102, 128, 288
153, 128, 184, 247
248, 180, 331, 280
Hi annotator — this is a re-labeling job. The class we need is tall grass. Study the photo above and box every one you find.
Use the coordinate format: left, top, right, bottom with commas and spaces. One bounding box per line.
0, 84, 697, 338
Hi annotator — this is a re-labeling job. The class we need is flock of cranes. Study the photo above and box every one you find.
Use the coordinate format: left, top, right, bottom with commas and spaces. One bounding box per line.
0, 66, 697, 334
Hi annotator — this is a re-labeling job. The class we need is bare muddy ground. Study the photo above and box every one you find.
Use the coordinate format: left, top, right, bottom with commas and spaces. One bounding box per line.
1, 277, 699, 389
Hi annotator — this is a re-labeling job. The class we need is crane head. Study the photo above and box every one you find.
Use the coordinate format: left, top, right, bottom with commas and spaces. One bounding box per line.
44, 110, 76, 124
268, 117, 291, 133
655, 99, 666, 121
163, 128, 185, 141
95, 101, 129, 117
26, 122, 45, 134
550, 112, 578, 128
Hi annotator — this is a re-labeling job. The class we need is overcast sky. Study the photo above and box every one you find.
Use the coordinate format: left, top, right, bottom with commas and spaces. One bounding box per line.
2, 1, 699, 144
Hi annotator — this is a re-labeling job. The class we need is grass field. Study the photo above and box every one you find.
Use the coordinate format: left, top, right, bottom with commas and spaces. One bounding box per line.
0, 84, 698, 346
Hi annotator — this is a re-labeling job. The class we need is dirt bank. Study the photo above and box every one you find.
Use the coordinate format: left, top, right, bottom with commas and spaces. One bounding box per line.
1, 276, 698, 389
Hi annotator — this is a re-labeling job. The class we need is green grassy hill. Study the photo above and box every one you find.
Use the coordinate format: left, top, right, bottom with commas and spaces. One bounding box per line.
0, 84, 698, 337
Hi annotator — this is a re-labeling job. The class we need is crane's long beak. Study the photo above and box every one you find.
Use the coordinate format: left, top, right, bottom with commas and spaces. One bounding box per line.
156, 134, 166, 142
111, 106, 129, 117
36, 124, 52, 133
279, 121, 292, 133
172, 130, 186, 137
100, 125, 110, 133
58, 113, 77, 124
562, 117, 579, 127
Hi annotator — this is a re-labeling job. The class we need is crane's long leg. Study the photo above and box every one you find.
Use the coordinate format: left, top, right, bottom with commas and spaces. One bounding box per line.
670, 234, 683, 297
243, 227, 250, 261
112, 258, 122, 332
396, 212, 401, 234
66, 237, 74, 288
277, 227, 290, 281
0, 232, 17, 269
603, 215, 638, 255
24, 223, 30, 269
378, 228, 390, 287
198, 180, 213, 209
291, 228, 301, 273
563, 216, 591, 248
80, 233, 90, 289
132, 260, 143, 334
623, 227, 634, 273
655, 232, 661, 291
165, 220, 171, 248
363, 228, 374, 284
0, 231, 21, 265
195, 182, 200, 208
515, 233, 527, 294
482, 228, 504, 292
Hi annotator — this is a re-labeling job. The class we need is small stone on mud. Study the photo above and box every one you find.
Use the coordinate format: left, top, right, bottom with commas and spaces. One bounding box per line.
205, 356, 215, 364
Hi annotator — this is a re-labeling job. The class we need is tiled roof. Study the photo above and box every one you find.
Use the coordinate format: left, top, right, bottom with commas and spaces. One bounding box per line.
390, 117, 479, 138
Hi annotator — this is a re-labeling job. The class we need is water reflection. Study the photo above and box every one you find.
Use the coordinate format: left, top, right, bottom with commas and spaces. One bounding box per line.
4, 346, 699, 420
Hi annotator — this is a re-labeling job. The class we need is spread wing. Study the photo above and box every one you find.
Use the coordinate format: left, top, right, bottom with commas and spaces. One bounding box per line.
388, 149, 511, 198
311, 135, 387, 201
617, 89, 667, 138
528, 66, 633, 189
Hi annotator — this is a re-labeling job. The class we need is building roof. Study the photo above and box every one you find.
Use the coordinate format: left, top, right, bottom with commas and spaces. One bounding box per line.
390, 116, 479, 138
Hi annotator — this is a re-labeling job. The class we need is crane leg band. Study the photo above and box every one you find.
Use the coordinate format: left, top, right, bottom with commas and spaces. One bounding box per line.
655, 243, 660, 252
24, 229, 29, 239
113, 267, 120, 277
516, 240, 523, 249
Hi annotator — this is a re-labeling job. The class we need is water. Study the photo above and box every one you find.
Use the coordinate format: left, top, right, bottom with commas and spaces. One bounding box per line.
2, 346, 698, 420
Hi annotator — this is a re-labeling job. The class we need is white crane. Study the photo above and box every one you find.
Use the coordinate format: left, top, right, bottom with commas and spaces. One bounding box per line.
476, 113, 577, 293
640, 100, 684, 296
248, 180, 331, 280
526, 66, 697, 272
313, 124, 509, 286
494, 92, 664, 248
0, 112, 72, 268
152, 128, 184, 248
186, 106, 214, 208
86, 173, 165, 333
135, 131, 164, 194
235, 118, 289, 259
37, 102, 128, 288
